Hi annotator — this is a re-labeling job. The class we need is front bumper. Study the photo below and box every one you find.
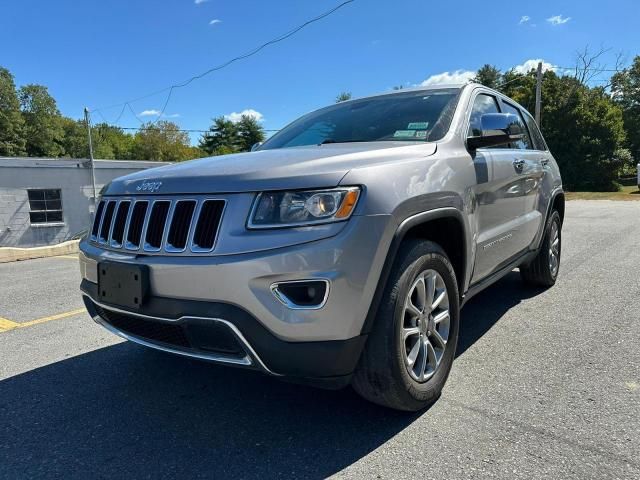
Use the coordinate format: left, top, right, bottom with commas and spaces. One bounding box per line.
79, 213, 394, 381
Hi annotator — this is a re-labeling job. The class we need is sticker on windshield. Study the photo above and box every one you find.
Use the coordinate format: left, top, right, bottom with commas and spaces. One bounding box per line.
408, 122, 429, 130
415, 130, 428, 139
393, 130, 416, 138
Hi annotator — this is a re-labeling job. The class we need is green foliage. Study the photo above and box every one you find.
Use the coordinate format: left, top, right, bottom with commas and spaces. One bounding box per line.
0, 67, 26, 156
19, 84, 65, 157
199, 115, 265, 155
236, 114, 266, 151
473, 65, 502, 89
199, 117, 238, 155
611, 56, 640, 161
335, 91, 352, 103
131, 121, 196, 162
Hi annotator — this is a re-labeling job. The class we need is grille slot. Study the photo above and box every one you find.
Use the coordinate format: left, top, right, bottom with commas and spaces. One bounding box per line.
167, 200, 196, 251
91, 201, 105, 238
111, 201, 131, 246
95, 305, 191, 348
99, 201, 116, 243
192, 200, 225, 251
144, 201, 170, 250
126, 201, 148, 249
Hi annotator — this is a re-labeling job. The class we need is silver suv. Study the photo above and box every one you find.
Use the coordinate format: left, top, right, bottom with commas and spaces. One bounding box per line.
79, 84, 563, 411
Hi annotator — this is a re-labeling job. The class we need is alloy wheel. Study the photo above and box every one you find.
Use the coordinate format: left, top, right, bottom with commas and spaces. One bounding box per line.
402, 269, 451, 382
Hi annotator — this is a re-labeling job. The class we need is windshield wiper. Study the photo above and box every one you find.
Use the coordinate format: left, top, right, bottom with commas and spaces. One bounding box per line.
318, 138, 368, 145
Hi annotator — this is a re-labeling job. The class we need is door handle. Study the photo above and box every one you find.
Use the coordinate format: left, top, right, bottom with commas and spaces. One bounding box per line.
540, 158, 550, 167
513, 159, 525, 172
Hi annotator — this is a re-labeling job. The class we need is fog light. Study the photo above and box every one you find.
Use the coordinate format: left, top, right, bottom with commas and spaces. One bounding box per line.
271, 280, 329, 309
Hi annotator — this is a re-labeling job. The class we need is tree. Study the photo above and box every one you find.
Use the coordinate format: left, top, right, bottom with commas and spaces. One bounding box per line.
531, 72, 626, 191
611, 55, 640, 162
131, 121, 196, 162
0, 67, 26, 156
236, 114, 265, 151
335, 91, 352, 103
19, 84, 65, 157
59, 117, 89, 158
93, 123, 135, 159
473, 64, 502, 89
199, 117, 238, 155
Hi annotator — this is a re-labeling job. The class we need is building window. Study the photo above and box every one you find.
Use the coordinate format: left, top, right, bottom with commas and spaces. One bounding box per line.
27, 189, 64, 225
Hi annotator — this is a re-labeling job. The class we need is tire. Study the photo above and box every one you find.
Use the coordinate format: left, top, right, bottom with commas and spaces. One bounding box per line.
520, 210, 562, 287
352, 239, 460, 411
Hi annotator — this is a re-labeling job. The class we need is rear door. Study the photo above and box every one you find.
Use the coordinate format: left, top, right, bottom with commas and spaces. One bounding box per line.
467, 92, 526, 283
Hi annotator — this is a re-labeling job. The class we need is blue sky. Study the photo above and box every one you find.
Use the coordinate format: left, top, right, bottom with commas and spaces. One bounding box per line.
2, 0, 639, 143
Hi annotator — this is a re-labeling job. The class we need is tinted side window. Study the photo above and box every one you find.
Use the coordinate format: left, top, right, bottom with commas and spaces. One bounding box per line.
500, 101, 533, 150
523, 113, 547, 151
468, 94, 500, 137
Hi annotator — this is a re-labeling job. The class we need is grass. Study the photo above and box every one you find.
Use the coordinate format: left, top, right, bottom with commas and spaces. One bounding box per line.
566, 185, 640, 201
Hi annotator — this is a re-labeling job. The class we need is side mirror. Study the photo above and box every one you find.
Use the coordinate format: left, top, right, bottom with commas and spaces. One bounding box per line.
251, 142, 263, 152
467, 113, 525, 150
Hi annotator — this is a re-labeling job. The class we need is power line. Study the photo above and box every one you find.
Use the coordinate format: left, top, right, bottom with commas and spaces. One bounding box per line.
91, 0, 356, 125
92, 125, 281, 134
554, 65, 629, 72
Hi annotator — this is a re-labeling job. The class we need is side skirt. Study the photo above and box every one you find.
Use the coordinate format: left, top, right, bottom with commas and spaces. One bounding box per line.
461, 249, 537, 308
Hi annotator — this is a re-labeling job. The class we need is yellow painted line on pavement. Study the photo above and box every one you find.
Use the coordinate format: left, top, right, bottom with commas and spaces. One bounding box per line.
54, 255, 79, 259
0, 308, 86, 333
0, 317, 20, 332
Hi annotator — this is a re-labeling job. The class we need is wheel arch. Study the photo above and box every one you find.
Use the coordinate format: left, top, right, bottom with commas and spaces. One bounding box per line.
360, 207, 469, 335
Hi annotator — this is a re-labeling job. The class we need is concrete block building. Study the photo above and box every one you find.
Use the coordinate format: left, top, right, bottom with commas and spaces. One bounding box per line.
0, 157, 168, 247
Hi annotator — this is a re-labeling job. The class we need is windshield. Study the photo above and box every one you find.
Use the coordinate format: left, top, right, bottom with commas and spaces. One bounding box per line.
260, 88, 460, 150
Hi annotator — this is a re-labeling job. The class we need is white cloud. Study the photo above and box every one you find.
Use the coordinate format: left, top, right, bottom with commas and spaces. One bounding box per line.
209, 19, 222, 25
512, 59, 556, 74
420, 70, 476, 86
139, 110, 180, 118
194, 0, 209, 4
519, 15, 530, 25
546, 14, 571, 26
139, 109, 161, 117
225, 109, 264, 123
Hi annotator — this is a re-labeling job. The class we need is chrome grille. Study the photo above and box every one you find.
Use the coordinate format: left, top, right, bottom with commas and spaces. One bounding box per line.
90, 197, 225, 254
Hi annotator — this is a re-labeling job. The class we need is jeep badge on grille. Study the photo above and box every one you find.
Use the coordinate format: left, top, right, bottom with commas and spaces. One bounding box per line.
136, 181, 163, 193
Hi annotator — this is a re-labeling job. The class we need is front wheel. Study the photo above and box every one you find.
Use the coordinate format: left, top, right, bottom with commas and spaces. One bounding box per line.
520, 209, 562, 287
352, 240, 460, 411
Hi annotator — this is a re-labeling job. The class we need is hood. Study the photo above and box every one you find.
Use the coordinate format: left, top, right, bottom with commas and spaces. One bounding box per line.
104, 142, 437, 195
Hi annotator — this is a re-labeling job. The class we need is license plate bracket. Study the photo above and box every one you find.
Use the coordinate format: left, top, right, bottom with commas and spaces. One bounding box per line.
98, 261, 149, 309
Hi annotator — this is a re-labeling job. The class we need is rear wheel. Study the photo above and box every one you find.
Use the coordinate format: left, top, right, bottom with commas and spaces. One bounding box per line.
520, 210, 562, 287
352, 240, 460, 411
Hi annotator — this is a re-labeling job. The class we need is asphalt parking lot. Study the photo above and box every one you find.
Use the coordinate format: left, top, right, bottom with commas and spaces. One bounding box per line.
1, 200, 639, 479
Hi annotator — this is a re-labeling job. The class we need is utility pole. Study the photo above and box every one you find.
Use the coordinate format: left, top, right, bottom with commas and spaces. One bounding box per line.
535, 61, 543, 126
84, 107, 98, 208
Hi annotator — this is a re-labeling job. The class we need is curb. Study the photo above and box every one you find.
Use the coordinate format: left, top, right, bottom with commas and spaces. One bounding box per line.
0, 239, 80, 263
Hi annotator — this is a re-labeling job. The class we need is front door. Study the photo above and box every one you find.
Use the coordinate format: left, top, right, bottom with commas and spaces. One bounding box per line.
467, 92, 528, 283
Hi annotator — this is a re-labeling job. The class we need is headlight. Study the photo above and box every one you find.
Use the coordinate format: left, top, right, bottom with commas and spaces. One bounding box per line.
248, 187, 361, 228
